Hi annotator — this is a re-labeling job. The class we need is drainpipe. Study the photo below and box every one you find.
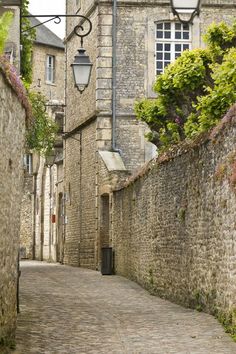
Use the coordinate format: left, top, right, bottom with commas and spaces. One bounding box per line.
32, 173, 37, 259
40, 165, 46, 261
112, 0, 117, 151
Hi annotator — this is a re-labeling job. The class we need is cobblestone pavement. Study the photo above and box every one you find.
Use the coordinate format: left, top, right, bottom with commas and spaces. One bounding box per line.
13, 261, 235, 354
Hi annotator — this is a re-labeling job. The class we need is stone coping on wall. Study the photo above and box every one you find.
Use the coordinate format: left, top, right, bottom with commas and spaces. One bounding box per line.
0, 56, 31, 123
113, 104, 236, 192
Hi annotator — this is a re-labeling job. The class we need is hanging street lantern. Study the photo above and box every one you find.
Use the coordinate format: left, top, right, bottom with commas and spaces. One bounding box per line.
45, 149, 57, 167
71, 48, 93, 93
21, 13, 93, 93
170, 0, 201, 24
71, 20, 93, 93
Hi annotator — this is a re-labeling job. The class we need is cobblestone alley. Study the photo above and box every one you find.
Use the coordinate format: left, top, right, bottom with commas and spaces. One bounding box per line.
13, 261, 235, 354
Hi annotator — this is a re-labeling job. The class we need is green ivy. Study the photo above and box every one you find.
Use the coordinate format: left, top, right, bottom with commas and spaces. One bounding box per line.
20, 0, 58, 155
20, 0, 36, 84
26, 91, 58, 155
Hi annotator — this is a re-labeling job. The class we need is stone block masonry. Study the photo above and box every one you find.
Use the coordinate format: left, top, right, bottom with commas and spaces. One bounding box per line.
0, 73, 26, 348
112, 105, 236, 320
19, 174, 33, 259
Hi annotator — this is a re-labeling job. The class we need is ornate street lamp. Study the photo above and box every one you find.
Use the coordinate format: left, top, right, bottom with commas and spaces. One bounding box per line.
21, 14, 93, 93
45, 149, 56, 167
71, 22, 93, 93
170, 0, 201, 24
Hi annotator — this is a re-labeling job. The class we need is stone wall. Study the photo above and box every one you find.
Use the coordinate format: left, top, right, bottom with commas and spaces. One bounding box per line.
64, 121, 97, 268
112, 106, 236, 318
0, 73, 25, 348
19, 173, 33, 259
33, 108, 65, 263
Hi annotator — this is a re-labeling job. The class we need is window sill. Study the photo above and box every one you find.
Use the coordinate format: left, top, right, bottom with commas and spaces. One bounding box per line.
46, 81, 56, 86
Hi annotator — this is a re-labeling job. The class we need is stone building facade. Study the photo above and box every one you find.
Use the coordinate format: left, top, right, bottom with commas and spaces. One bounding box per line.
64, 0, 236, 270
112, 105, 236, 321
0, 72, 26, 349
19, 18, 65, 262
33, 108, 64, 263
29, 17, 65, 102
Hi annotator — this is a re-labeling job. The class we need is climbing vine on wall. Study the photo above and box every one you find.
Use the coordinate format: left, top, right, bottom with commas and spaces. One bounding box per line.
0, 1, 58, 155
26, 91, 58, 155
20, 0, 36, 85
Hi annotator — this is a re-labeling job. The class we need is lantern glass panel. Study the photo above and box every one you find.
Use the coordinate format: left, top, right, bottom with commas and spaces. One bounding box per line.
172, 0, 199, 9
72, 64, 91, 86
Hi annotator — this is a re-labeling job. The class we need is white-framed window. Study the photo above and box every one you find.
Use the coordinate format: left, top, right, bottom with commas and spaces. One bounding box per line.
155, 22, 191, 76
46, 55, 55, 83
23, 154, 32, 174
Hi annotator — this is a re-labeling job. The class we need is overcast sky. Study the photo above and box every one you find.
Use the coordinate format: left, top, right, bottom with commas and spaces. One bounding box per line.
28, 0, 66, 39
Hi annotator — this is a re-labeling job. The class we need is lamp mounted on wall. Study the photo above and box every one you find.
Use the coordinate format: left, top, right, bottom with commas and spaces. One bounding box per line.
170, 0, 201, 24
21, 13, 93, 93
71, 20, 93, 93
45, 149, 57, 167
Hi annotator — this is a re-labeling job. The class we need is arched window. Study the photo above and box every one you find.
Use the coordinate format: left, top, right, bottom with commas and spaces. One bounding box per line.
155, 22, 191, 75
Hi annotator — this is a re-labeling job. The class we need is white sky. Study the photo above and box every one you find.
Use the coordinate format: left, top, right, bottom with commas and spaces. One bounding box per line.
28, 0, 66, 39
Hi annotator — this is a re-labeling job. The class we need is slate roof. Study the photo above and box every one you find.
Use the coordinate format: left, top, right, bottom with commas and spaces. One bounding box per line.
29, 16, 64, 50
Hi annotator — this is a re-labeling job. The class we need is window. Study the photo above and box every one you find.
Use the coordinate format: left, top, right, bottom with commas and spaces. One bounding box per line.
46, 55, 55, 83
155, 22, 191, 75
23, 154, 32, 174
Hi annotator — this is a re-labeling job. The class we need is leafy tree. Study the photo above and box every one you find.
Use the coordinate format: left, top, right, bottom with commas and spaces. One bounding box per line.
135, 21, 236, 151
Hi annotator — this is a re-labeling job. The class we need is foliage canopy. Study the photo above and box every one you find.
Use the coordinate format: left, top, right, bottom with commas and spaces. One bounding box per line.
135, 21, 236, 150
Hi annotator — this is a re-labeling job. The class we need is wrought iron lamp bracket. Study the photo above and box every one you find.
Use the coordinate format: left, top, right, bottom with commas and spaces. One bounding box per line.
21, 14, 92, 46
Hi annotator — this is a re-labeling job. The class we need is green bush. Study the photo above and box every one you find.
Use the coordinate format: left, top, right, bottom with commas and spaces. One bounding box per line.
135, 21, 236, 150
185, 48, 236, 137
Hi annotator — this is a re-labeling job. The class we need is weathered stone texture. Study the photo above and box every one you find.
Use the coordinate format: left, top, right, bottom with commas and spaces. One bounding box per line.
31, 44, 65, 102
115, 116, 156, 171
19, 174, 33, 259
64, 0, 236, 271
65, 6, 98, 131
112, 107, 236, 317
0, 73, 25, 347
64, 122, 97, 268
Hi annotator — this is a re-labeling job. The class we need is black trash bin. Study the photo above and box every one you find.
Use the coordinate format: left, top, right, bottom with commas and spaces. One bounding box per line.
101, 247, 113, 275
